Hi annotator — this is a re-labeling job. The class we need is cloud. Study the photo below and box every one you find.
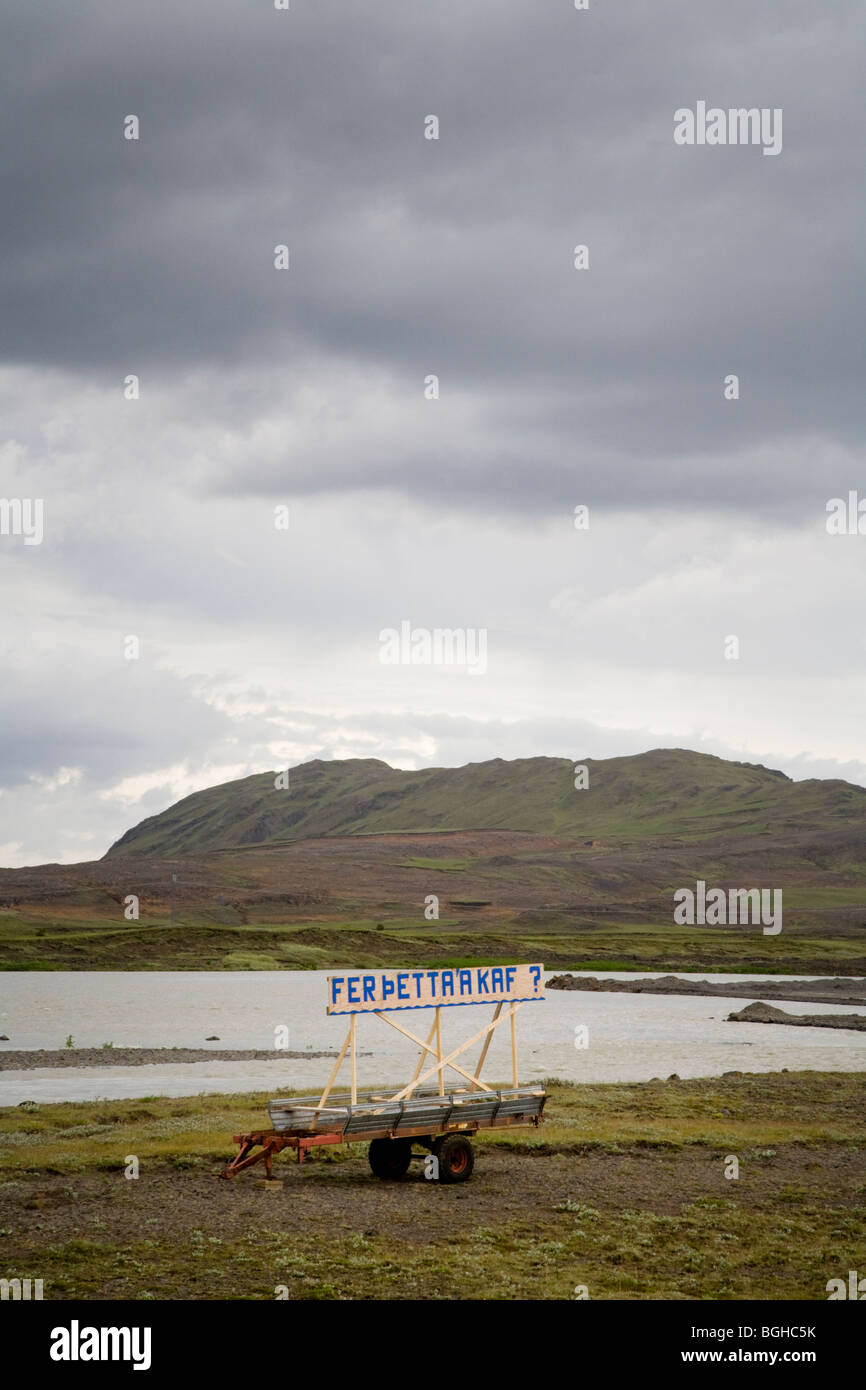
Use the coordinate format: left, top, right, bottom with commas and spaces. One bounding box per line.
0, 2, 862, 512
0, 1, 863, 862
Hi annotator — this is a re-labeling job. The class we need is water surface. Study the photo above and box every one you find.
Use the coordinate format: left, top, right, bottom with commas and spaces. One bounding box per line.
1, 971, 863, 1103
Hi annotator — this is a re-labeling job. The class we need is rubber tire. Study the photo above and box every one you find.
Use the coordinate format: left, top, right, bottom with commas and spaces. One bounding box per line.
432, 1133, 475, 1184
368, 1138, 412, 1180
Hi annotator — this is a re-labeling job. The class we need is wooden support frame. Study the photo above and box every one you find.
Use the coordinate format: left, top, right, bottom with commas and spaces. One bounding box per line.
435, 1008, 444, 1096
315, 969, 541, 1109
317, 1012, 360, 1109
473, 1001, 502, 1088
411, 1014, 439, 1085
314, 1000, 525, 1106
389, 1002, 524, 1103
316, 1020, 352, 1110
372, 1010, 494, 1094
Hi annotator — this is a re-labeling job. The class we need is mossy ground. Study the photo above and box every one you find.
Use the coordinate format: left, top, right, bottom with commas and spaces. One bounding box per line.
2, 911, 864, 973
2, 1072, 863, 1300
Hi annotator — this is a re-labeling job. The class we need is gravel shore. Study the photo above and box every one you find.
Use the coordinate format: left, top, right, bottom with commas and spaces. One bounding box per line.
727, 1002, 866, 1031
547, 973, 866, 1007
0, 1048, 352, 1070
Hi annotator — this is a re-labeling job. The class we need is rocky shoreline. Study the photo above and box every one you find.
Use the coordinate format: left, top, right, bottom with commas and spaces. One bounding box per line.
0, 1047, 354, 1071
546, 973, 866, 1007
726, 1002, 866, 1032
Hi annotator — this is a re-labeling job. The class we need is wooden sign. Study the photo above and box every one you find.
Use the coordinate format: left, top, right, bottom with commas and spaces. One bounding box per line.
326, 963, 544, 1015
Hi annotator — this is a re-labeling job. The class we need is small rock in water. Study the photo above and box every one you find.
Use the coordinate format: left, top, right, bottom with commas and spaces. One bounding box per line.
0, 1034, 9, 1041
205, 1035, 220, 1041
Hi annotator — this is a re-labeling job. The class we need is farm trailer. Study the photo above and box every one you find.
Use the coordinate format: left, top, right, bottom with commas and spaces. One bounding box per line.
220, 962, 548, 1185
220, 1084, 548, 1184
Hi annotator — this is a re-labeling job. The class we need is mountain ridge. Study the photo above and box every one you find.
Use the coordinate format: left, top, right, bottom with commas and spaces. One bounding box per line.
104, 748, 866, 858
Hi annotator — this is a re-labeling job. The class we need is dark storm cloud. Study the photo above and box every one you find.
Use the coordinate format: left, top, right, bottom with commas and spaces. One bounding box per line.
0, 0, 863, 515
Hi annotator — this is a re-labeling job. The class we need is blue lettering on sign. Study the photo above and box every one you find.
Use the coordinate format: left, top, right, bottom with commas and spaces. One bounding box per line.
330, 963, 544, 1011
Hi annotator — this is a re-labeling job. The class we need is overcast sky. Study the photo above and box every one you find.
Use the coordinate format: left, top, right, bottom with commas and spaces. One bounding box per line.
1, 0, 864, 866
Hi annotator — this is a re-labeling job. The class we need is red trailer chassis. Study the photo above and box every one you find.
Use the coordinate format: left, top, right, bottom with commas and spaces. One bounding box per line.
220, 1086, 547, 1183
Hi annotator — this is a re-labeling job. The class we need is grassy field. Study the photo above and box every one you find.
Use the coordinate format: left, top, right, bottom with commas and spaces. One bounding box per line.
1, 1073, 864, 1300
2, 910, 865, 974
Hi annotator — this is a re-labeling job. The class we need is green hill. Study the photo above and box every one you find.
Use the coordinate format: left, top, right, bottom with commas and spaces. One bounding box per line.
104, 749, 866, 858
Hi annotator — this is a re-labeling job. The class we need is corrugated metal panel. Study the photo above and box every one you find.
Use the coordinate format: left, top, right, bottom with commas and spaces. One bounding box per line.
267, 1086, 545, 1138
344, 1104, 402, 1133
393, 1103, 453, 1131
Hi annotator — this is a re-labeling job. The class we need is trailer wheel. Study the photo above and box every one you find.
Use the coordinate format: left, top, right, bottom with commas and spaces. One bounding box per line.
368, 1138, 412, 1180
433, 1133, 474, 1184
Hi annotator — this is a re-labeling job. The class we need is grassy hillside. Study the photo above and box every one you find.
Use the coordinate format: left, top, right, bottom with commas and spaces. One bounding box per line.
105, 749, 866, 857
3, 749, 864, 972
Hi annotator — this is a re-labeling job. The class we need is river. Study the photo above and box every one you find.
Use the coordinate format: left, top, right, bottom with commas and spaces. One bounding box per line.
1, 971, 864, 1103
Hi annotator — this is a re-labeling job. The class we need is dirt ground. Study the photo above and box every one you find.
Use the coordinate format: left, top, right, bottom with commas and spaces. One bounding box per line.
3, 1074, 863, 1299
3, 1140, 865, 1300
7, 1142, 865, 1240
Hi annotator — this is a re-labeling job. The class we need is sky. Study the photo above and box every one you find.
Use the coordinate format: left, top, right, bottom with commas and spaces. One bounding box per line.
0, 0, 864, 866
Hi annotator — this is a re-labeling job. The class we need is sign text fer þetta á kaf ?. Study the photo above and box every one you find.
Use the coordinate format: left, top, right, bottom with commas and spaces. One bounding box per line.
327, 963, 545, 1014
